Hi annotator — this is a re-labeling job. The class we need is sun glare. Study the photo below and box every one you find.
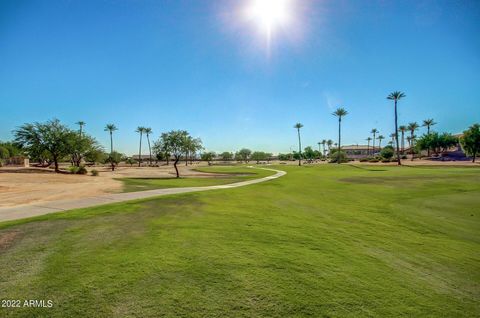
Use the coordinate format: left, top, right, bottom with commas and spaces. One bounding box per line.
247, 0, 291, 34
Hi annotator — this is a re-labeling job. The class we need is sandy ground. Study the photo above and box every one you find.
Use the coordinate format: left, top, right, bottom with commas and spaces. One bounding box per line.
0, 163, 214, 208
0, 160, 477, 208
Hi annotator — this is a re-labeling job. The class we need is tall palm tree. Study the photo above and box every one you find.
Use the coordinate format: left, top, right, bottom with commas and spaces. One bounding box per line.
104, 124, 118, 171
317, 142, 322, 156
371, 128, 378, 155
390, 133, 397, 144
294, 123, 304, 166
76, 121, 86, 138
407, 122, 419, 161
327, 139, 333, 156
378, 135, 385, 148
136, 126, 146, 167
332, 107, 348, 164
321, 139, 327, 157
423, 118, 436, 156
398, 125, 407, 154
366, 137, 372, 156
144, 127, 153, 165
387, 91, 406, 165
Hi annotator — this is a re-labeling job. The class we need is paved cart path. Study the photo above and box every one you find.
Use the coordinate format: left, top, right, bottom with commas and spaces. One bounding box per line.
0, 167, 286, 223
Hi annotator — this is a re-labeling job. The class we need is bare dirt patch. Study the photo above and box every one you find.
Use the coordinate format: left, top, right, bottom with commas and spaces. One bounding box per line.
0, 230, 21, 250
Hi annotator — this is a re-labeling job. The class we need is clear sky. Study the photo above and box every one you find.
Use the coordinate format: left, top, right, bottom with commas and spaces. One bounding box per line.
1, 0, 479, 155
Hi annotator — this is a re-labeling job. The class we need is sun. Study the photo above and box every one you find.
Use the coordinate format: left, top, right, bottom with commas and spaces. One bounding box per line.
246, 0, 292, 36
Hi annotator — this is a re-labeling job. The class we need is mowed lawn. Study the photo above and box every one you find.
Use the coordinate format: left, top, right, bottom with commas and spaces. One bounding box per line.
117, 166, 275, 192
0, 165, 479, 317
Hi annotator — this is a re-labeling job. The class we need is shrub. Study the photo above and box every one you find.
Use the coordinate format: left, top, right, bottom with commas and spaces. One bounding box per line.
69, 166, 79, 174
77, 166, 88, 175
381, 159, 390, 163
401, 155, 407, 159
369, 158, 379, 163
91, 169, 99, 176
380, 146, 394, 159
359, 158, 369, 162
329, 151, 348, 163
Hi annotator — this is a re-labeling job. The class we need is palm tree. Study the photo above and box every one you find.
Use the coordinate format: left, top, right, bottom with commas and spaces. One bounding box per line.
398, 125, 407, 154
317, 142, 322, 157
371, 128, 378, 155
144, 127, 153, 165
104, 124, 118, 171
332, 107, 348, 164
76, 121, 86, 138
407, 122, 419, 161
387, 91, 406, 165
423, 119, 437, 156
294, 123, 304, 166
366, 137, 372, 156
390, 133, 397, 144
136, 126, 146, 167
327, 139, 333, 156
378, 135, 385, 148
321, 139, 327, 157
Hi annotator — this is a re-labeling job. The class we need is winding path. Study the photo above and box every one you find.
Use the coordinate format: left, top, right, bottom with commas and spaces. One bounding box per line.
0, 167, 286, 223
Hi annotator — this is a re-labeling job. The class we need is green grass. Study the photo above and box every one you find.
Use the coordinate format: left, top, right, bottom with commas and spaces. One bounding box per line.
0, 164, 479, 317
117, 166, 275, 192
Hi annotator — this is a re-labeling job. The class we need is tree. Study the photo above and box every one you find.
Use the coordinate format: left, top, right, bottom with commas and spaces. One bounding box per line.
327, 140, 333, 156
387, 91, 406, 165
14, 119, 74, 172
236, 148, 252, 163
184, 137, 202, 165
321, 139, 327, 157
332, 108, 348, 164
407, 122, 420, 160
303, 146, 316, 161
162, 130, 189, 178
460, 124, 480, 162
251, 151, 268, 164
153, 133, 171, 165
104, 124, 118, 171
417, 132, 458, 156
371, 128, 378, 155
76, 121, 86, 138
423, 118, 437, 135
294, 123, 303, 166
398, 125, 407, 154
220, 151, 233, 161
201, 151, 216, 165
67, 133, 102, 167
380, 145, 394, 159
144, 127, 153, 165
366, 137, 372, 156
378, 135, 385, 148
136, 126, 146, 167
423, 119, 437, 156
104, 151, 123, 170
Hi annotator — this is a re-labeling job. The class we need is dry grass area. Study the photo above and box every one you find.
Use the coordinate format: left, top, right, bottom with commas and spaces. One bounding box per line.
0, 163, 216, 208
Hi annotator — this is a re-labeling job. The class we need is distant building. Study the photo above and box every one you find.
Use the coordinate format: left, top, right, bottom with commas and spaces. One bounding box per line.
341, 145, 380, 159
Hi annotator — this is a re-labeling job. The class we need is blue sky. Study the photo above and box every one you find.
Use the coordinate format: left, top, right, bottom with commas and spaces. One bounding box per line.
1, 0, 479, 155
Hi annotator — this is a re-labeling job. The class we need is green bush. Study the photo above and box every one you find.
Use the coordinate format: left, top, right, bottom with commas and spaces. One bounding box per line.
381, 159, 390, 163
91, 169, 99, 176
69, 165, 88, 175
68, 166, 79, 174
77, 166, 88, 175
359, 158, 369, 162
329, 151, 348, 163
369, 158, 379, 163
380, 146, 394, 159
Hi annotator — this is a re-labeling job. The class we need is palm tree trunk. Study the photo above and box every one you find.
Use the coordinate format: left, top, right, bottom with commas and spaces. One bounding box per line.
394, 100, 401, 165
373, 134, 376, 156
138, 133, 142, 167
110, 132, 114, 171
147, 135, 152, 166
411, 132, 415, 161
297, 128, 302, 166
337, 118, 341, 164
401, 131, 405, 154
427, 126, 431, 157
